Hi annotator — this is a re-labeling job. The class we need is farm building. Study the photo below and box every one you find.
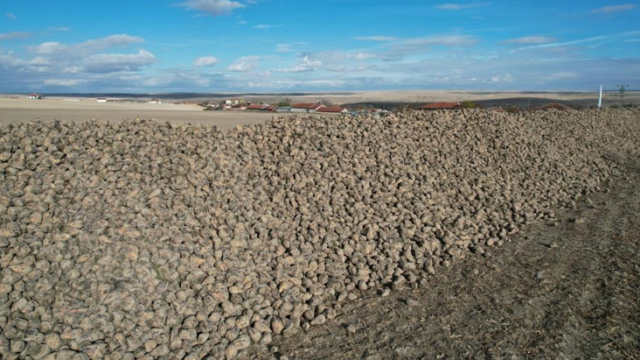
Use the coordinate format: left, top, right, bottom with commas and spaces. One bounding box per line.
534, 102, 573, 111
419, 102, 461, 110
148, 99, 162, 104
225, 98, 242, 105
97, 97, 108, 103
291, 103, 324, 113
317, 106, 349, 114
246, 104, 275, 112
26, 93, 42, 100
276, 106, 292, 113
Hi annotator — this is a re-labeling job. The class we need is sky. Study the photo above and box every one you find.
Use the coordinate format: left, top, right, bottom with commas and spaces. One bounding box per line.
0, 0, 639, 93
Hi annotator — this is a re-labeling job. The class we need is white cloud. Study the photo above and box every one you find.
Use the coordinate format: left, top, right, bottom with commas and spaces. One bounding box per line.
351, 52, 376, 60
0, 33, 154, 86
435, 2, 489, 10
6, 13, 16, 20
245, 79, 346, 89
0, 55, 21, 69
501, 36, 556, 45
254, 24, 272, 29
519, 31, 640, 50
49, 27, 71, 32
83, 50, 156, 73
402, 35, 478, 47
238, 20, 247, 25
179, 0, 245, 16
29, 57, 50, 66
273, 50, 376, 73
543, 72, 579, 80
44, 79, 84, 86
275, 42, 306, 53
275, 44, 293, 52
31, 42, 67, 55
382, 34, 478, 60
305, 51, 377, 62
228, 55, 260, 72
0, 32, 31, 40
77, 34, 145, 53
194, 56, 219, 67
591, 4, 637, 14
30, 34, 144, 56
355, 36, 399, 42
275, 55, 323, 73
490, 73, 514, 83
63, 66, 82, 74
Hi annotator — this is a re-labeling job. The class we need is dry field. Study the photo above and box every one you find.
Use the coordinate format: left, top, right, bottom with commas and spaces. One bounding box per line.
0, 98, 288, 130
0, 108, 639, 360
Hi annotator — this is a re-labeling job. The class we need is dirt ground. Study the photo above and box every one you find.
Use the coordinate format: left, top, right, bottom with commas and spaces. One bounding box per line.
248, 160, 640, 360
0, 98, 292, 130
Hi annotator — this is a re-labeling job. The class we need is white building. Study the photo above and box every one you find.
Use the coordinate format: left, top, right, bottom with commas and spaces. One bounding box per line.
97, 97, 108, 103
27, 93, 41, 100
225, 98, 242, 105
148, 98, 163, 104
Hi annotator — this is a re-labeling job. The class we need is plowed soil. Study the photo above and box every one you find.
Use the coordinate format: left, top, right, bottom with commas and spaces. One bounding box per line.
250, 160, 640, 360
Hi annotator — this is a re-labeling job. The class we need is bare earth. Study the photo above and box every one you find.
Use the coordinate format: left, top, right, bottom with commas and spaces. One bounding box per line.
250, 160, 640, 360
0, 98, 286, 130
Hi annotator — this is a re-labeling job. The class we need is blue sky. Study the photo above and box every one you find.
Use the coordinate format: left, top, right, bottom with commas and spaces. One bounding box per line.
1, 0, 639, 92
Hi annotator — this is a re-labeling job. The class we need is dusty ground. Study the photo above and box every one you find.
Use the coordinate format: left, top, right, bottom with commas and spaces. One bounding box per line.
0, 98, 292, 130
249, 160, 640, 360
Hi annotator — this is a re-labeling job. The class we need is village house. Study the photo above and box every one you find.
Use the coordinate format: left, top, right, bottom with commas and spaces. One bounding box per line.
203, 102, 220, 111
27, 93, 42, 100
317, 106, 349, 114
246, 104, 275, 112
97, 97, 108, 103
148, 98, 162, 104
291, 103, 324, 113
225, 98, 242, 106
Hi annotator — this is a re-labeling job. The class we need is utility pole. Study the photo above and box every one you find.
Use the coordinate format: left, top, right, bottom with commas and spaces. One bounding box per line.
617, 84, 629, 105
598, 84, 602, 109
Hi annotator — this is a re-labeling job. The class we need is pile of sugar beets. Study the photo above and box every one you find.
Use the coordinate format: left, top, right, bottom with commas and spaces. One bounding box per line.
1, 108, 640, 360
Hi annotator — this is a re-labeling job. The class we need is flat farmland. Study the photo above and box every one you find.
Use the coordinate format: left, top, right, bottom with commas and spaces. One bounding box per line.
0, 98, 287, 130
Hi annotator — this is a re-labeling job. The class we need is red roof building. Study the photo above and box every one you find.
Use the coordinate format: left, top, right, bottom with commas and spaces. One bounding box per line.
291, 103, 324, 110
419, 102, 461, 110
246, 104, 276, 111
317, 106, 348, 114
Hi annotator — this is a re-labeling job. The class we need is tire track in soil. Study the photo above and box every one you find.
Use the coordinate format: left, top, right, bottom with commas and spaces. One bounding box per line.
248, 161, 640, 360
